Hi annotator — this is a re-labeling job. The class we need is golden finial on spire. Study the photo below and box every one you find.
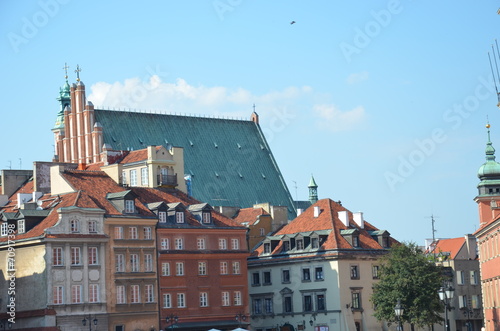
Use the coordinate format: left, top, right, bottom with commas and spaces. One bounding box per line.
75, 64, 82, 82
62, 62, 69, 80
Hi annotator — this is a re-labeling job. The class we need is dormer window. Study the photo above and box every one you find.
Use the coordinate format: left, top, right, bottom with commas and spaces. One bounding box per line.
202, 211, 211, 224
353, 235, 360, 247
283, 241, 290, 252
17, 220, 25, 234
296, 239, 304, 250
125, 200, 135, 213
311, 237, 319, 249
70, 219, 80, 233
88, 221, 97, 233
1, 223, 8, 236
159, 211, 167, 223
263, 242, 271, 254
176, 212, 185, 223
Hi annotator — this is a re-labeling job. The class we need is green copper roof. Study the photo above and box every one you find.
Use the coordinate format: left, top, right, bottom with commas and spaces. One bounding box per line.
94, 109, 296, 218
478, 125, 500, 179
308, 175, 317, 188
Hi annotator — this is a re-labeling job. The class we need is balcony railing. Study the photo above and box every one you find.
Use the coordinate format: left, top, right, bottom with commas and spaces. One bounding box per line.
157, 174, 177, 187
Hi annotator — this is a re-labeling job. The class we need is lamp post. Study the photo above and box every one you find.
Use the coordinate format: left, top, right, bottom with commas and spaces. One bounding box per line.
81, 314, 98, 331
438, 286, 455, 331
394, 298, 404, 331
165, 314, 178, 331
235, 312, 247, 328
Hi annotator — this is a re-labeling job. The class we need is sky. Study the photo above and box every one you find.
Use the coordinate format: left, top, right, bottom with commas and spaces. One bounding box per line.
1, 1, 499, 244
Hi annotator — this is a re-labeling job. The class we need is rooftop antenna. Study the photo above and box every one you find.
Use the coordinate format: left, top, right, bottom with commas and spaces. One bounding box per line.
488, 50, 500, 106
292, 180, 298, 211
8, 160, 11, 170
19, 158, 22, 169
426, 214, 438, 259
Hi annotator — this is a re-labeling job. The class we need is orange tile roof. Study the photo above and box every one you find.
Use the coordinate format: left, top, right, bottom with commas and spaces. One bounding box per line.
429, 237, 465, 259
252, 198, 398, 257
119, 146, 161, 164
233, 207, 268, 226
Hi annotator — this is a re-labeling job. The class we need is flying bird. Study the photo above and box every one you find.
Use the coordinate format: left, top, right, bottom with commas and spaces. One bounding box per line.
290, 21, 296, 25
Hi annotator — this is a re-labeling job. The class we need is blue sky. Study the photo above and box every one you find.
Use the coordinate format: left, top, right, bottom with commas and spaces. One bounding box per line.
1, 1, 499, 243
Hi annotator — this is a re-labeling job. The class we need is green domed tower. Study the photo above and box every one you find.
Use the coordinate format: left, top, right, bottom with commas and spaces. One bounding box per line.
477, 123, 500, 197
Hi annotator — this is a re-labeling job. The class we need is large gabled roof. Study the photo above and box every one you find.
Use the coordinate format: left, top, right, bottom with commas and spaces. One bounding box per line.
93, 109, 295, 217
428, 237, 465, 260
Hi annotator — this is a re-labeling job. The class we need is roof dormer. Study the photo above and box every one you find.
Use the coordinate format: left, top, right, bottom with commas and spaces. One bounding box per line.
187, 203, 213, 225
340, 228, 361, 248
106, 190, 138, 214
167, 202, 186, 224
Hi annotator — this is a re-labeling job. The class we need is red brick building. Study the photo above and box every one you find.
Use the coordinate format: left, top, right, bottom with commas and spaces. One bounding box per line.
474, 124, 500, 331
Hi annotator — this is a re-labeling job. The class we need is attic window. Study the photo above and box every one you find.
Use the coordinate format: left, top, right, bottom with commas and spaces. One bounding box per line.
283, 241, 290, 252
1, 223, 8, 236
263, 243, 271, 254
202, 211, 211, 224
17, 220, 25, 234
125, 200, 135, 213
176, 212, 185, 223
70, 219, 80, 233
159, 211, 167, 223
311, 237, 319, 249
296, 239, 304, 250
353, 235, 360, 248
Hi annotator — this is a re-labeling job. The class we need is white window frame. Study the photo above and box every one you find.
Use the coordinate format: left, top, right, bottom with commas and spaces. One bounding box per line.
53, 247, 63, 266
199, 262, 207, 275
17, 220, 25, 234
1, 223, 8, 236
176, 211, 185, 223
88, 246, 98, 265
88, 220, 97, 233
202, 211, 211, 223
220, 261, 228, 275
115, 254, 125, 272
163, 293, 172, 308
162, 262, 170, 276
144, 254, 153, 272
161, 238, 169, 250
89, 284, 99, 303
175, 238, 183, 250
131, 285, 140, 303
177, 293, 186, 308
130, 254, 139, 272
232, 261, 240, 274
71, 247, 81, 265
200, 292, 208, 307
70, 219, 80, 233
71, 285, 82, 304
141, 167, 149, 186
143, 227, 152, 240
130, 169, 138, 186
115, 226, 123, 239
234, 291, 242, 306
116, 285, 126, 304
219, 238, 227, 250
129, 226, 138, 239
53, 286, 64, 305
125, 200, 135, 213
176, 262, 184, 276
145, 284, 154, 303
222, 291, 230, 306
159, 211, 167, 223
231, 238, 239, 250
197, 238, 206, 250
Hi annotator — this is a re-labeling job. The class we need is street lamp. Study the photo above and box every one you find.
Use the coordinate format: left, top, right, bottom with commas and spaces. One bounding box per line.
394, 298, 404, 331
81, 314, 98, 331
235, 312, 247, 327
438, 286, 455, 331
165, 314, 178, 331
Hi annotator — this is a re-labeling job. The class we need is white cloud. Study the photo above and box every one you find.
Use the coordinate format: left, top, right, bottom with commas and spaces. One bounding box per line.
313, 104, 366, 132
347, 71, 369, 85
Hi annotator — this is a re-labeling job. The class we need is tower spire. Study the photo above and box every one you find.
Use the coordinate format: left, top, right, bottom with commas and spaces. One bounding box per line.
75, 64, 82, 82
308, 174, 318, 204
62, 62, 69, 83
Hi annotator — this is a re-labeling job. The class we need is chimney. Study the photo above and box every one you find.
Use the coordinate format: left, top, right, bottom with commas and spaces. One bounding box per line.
465, 234, 477, 260
338, 210, 349, 227
353, 212, 364, 228
32, 191, 43, 202
297, 208, 303, 216
313, 206, 320, 217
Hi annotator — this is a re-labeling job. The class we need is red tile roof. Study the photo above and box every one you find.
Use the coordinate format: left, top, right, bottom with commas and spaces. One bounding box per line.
429, 237, 465, 259
119, 146, 161, 164
233, 207, 268, 226
252, 198, 398, 257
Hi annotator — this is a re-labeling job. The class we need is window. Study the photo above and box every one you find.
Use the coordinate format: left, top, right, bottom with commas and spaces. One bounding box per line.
162, 262, 170, 276
177, 293, 186, 308
159, 211, 167, 223
231, 238, 240, 250
71, 247, 81, 265
219, 238, 227, 250
264, 243, 271, 254
176, 211, 184, 223
125, 200, 135, 213
352, 291, 361, 309
197, 238, 206, 250
470, 270, 479, 285
260, 228, 265, 236
130, 169, 137, 186
296, 239, 304, 250
372, 265, 380, 279
315, 266, 324, 281
163, 293, 172, 308
145, 284, 154, 303
88, 220, 97, 233
175, 238, 183, 250
302, 268, 311, 281
303, 295, 312, 312
88, 247, 98, 265
284, 295, 293, 313
457, 270, 465, 285
144, 254, 153, 272
200, 292, 208, 307
282, 269, 290, 283
220, 262, 228, 275
283, 241, 290, 251
265, 298, 273, 313
263, 271, 272, 285
115, 254, 125, 272
130, 254, 139, 272
70, 219, 80, 233
116, 285, 126, 304
253, 298, 262, 314
53, 247, 63, 266
353, 235, 360, 247
222, 291, 230, 306
350, 265, 359, 279
71, 285, 82, 303
89, 284, 99, 303
459, 295, 467, 308
53, 286, 64, 304
317, 294, 326, 311
252, 272, 261, 286
0, 223, 8, 236
472, 295, 480, 308
199, 262, 207, 275
161, 238, 169, 250
141, 167, 148, 186
234, 291, 242, 306
202, 212, 211, 223
143, 227, 152, 240
115, 226, 123, 239
176, 262, 184, 276
131, 285, 140, 303
311, 237, 319, 249
129, 226, 138, 239
122, 170, 127, 185
17, 220, 25, 234
232, 261, 240, 274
